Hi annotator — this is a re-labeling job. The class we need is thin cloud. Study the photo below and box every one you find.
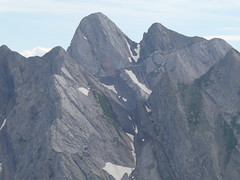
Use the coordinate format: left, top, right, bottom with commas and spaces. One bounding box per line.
1, 0, 240, 14
1, 0, 240, 51
220, 27, 240, 31
204, 35, 240, 41
21, 47, 51, 57
1, 0, 240, 27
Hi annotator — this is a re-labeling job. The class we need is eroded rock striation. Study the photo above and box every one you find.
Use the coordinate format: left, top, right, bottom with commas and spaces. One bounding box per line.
1, 12, 239, 180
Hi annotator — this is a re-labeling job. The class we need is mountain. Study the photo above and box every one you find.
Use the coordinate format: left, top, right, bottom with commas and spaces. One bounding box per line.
0, 12, 239, 180
140, 49, 240, 180
67, 12, 137, 78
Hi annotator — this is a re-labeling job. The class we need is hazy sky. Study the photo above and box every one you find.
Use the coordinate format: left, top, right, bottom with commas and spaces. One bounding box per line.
1, 0, 240, 56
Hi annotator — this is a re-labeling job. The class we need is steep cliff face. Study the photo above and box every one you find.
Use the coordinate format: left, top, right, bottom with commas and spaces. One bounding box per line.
139, 23, 231, 85
1, 12, 239, 180
0, 46, 16, 123
134, 49, 240, 180
67, 12, 137, 78
140, 23, 204, 56
0, 46, 135, 180
198, 49, 240, 180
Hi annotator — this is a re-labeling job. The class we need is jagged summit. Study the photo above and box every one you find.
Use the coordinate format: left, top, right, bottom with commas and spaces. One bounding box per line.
77, 12, 121, 40
67, 13, 137, 78
43, 46, 66, 58
146, 22, 176, 37
0, 45, 9, 51
79, 12, 115, 28
1, 12, 240, 180
0, 45, 13, 55
137, 20, 231, 84
140, 22, 205, 57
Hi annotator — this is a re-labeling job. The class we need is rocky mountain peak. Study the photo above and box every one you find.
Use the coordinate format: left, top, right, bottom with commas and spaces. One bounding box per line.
0, 45, 10, 51
0, 45, 13, 57
139, 23, 231, 85
43, 46, 66, 59
79, 12, 114, 29
76, 12, 128, 50
1, 12, 240, 180
147, 22, 169, 34
140, 22, 205, 58
67, 13, 137, 78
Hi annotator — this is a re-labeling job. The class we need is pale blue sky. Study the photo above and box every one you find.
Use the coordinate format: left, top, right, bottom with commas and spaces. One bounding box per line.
1, 0, 240, 56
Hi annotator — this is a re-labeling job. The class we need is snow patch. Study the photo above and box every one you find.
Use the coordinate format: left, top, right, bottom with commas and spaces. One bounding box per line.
126, 133, 136, 164
133, 44, 141, 62
127, 133, 134, 142
78, 87, 90, 96
125, 70, 152, 95
103, 162, 132, 180
118, 95, 128, 102
145, 105, 152, 113
0, 119, 6, 130
134, 125, 138, 134
100, 83, 117, 94
61, 67, 74, 80
125, 39, 140, 63
122, 97, 127, 102
128, 57, 132, 63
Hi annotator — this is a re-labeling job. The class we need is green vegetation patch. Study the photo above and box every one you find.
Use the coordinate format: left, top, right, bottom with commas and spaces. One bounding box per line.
94, 92, 114, 118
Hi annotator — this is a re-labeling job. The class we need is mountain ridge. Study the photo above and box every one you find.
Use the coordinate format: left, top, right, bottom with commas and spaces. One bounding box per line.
1, 12, 240, 180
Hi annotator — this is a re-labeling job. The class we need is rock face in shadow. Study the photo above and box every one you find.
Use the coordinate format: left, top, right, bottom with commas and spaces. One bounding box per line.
1, 12, 240, 180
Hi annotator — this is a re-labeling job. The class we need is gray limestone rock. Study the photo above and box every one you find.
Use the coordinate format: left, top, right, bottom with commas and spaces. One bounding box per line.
67, 12, 137, 78
134, 49, 240, 180
0, 46, 134, 180
1, 12, 240, 180
139, 23, 232, 86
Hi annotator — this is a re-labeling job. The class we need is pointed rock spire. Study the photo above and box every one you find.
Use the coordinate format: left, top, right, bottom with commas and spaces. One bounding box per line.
67, 13, 137, 78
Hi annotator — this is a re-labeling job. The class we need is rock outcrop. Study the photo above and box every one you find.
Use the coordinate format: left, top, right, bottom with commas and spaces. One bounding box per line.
1, 12, 239, 180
